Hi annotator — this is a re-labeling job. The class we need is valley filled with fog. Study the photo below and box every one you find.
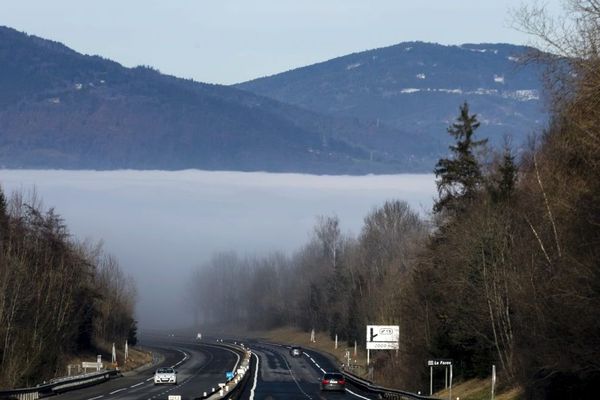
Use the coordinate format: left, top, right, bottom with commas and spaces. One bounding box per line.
0, 169, 436, 329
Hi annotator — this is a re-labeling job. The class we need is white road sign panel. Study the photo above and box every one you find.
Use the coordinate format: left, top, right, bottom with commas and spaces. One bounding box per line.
366, 325, 399, 350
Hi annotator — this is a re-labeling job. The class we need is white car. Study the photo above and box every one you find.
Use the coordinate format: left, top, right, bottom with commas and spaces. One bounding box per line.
154, 367, 177, 385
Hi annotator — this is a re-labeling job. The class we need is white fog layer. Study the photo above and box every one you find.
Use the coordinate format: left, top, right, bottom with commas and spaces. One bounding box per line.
0, 170, 436, 329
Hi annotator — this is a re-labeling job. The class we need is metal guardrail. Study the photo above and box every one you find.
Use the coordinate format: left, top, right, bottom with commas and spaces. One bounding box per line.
341, 369, 441, 400
0, 370, 120, 400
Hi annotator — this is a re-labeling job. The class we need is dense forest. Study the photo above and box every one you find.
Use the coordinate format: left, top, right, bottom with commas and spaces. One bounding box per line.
0, 188, 137, 388
188, 2, 600, 399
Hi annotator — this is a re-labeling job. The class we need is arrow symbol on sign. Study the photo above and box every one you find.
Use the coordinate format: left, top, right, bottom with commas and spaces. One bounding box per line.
370, 327, 378, 341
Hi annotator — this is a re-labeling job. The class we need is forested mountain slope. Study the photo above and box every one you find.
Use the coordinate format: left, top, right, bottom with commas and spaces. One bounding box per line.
237, 41, 548, 154
0, 26, 424, 173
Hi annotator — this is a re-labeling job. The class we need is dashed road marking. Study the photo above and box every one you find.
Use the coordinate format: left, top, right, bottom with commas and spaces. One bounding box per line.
109, 388, 126, 395
88, 396, 104, 400
130, 382, 145, 388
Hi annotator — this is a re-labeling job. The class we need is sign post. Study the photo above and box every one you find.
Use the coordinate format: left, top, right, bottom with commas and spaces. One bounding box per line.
366, 325, 399, 366
427, 359, 452, 397
430, 366, 433, 395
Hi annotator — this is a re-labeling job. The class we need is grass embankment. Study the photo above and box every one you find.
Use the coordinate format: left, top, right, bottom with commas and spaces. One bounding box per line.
250, 327, 523, 400
435, 379, 523, 400
66, 344, 152, 376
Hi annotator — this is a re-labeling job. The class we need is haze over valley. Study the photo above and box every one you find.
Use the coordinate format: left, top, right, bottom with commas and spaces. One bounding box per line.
0, 169, 436, 329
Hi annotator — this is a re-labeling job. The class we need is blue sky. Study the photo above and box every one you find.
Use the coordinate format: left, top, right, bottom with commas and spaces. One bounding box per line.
2, 0, 562, 84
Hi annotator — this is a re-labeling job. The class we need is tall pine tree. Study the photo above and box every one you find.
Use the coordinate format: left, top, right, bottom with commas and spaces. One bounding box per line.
434, 102, 487, 214
489, 145, 518, 203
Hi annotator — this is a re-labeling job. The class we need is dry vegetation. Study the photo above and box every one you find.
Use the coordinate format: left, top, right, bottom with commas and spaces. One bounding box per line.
0, 189, 137, 388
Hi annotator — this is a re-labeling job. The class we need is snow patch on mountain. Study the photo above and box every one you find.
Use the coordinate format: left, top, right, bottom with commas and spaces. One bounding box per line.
391, 87, 539, 102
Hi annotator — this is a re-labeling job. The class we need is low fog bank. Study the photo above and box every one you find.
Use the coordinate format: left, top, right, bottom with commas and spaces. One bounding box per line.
0, 169, 435, 330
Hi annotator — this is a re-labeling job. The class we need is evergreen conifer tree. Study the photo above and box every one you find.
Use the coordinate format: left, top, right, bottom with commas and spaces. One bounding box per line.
434, 102, 487, 213
490, 145, 518, 202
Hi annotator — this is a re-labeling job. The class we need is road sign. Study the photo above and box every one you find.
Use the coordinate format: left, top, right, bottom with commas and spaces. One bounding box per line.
366, 325, 399, 350
427, 359, 452, 366
82, 361, 103, 370
427, 359, 453, 398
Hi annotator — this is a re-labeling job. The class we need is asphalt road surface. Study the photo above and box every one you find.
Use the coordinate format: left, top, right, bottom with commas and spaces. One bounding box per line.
237, 341, 377, 400
55, 340, 240, 400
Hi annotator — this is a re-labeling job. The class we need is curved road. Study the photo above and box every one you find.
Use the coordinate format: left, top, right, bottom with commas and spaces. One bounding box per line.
238, 341, 376, 400
55, 340, 239, 400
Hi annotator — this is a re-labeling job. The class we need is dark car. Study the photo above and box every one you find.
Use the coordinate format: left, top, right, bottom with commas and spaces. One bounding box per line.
289, 346, 302, 357
320, 372, 346, 391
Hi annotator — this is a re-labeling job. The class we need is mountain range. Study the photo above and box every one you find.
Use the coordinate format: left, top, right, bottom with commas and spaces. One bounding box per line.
237, 41, 548, 152
0, 26, 547, 173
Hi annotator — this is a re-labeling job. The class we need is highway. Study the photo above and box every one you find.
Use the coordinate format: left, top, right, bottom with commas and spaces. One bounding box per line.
236, 341, 376, 400
54, 340, 240, 400
49, 339, 381, 400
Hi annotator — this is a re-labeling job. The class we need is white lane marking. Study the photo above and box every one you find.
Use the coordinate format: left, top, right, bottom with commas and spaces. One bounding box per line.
303, 351, 326, 373
347, 388, 373, 399
303, 350, 370, 399
146, 377, 153, 381
249, 352, 260, 400
88, 396, 104, 400
130, 382, 145, 388
281, 352, 312, 399
109, 388, 126, 395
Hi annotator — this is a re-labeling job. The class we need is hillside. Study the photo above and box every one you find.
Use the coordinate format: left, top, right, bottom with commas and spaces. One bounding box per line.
237, 41, 548, 153
0, 26, 425, 173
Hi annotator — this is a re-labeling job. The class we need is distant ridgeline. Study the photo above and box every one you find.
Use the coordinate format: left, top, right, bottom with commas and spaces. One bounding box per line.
0, 26, 546, 173
236, 41, 548, 157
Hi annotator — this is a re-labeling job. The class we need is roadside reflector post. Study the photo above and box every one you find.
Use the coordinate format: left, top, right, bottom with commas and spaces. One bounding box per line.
449, 364, 453, 400
491, 364, 496, 400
